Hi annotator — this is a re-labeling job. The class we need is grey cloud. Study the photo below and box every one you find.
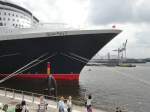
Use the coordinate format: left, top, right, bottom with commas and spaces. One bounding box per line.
135, 31, 150, 47
88, 0, 150, 25
135, 1, 150, 23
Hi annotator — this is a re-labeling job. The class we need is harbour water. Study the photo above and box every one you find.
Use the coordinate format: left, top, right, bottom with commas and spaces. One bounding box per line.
1, 63, 150, 112
78, 62, 150, 112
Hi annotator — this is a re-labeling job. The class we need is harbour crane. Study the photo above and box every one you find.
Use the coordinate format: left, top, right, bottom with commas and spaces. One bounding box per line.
112, 48, 122, 60
112, 39, 128, 63
122, 39, 128, 59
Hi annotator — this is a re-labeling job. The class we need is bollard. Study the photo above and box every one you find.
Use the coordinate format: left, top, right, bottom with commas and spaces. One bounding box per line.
22, 91, 24, 100
32, 93, 34, 103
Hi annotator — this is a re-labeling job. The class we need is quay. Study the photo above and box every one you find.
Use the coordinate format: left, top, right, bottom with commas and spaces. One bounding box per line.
0, 87, 106, 112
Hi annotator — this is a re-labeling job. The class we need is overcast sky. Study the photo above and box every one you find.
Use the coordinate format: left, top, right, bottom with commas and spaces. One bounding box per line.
9, 0, 150, 58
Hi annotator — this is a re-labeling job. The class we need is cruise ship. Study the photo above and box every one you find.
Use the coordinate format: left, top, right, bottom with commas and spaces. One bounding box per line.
0, 1, 121, 93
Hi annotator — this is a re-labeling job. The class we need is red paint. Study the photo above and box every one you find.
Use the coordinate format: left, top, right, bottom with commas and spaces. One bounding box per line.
53, 74, 79, 80
0, 74, 79, 80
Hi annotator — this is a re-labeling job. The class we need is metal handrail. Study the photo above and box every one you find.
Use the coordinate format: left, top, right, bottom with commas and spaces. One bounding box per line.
0, 86, 85, 105
0, 86, 129, 112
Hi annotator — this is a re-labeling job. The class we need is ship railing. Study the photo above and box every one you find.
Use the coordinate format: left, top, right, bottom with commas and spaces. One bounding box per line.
0, 24, 76, 36
0, 86, 129, 112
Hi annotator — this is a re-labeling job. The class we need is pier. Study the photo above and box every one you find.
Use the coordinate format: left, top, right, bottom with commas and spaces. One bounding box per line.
0, 87, 105, 112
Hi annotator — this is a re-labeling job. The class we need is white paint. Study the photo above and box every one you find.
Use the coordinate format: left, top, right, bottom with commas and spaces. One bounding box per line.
0, 27, 121, 41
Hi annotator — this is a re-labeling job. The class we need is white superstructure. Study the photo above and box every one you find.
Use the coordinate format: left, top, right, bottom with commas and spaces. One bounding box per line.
0, 0, 39, 28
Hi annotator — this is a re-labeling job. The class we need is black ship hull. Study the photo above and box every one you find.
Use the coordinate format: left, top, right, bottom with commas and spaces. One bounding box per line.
0, 30, 121, 95
0, 33, 119, 74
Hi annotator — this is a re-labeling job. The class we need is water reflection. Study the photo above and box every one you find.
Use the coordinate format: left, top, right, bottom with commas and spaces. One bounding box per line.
0, 78, 82, 100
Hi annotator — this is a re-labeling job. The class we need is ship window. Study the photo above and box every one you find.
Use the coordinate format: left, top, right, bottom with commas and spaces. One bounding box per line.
12, 14, 14, 16
16, 15, 18, 17
8, 13, 10, 16
0, 17, 1, 20
4, 12, 6, 15
0, 23, 2, 26
8, 18, 10, 21
4, 23, 6, 26
3, 18, 5, 21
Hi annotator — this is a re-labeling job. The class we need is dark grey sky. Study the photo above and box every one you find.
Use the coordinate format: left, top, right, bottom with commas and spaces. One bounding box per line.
88, 0, 150, 25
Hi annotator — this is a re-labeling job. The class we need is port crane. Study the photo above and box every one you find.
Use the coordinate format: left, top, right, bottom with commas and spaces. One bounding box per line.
122, 39, 128, 59
112, 39, 128, 61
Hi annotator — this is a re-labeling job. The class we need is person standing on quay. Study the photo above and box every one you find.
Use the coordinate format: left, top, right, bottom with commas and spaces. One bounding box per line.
38, 96, 48, 112
86, 94, 92, 112
21, 100, 29, 112
57, 96, 65, 112
67, 96, 72, 112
